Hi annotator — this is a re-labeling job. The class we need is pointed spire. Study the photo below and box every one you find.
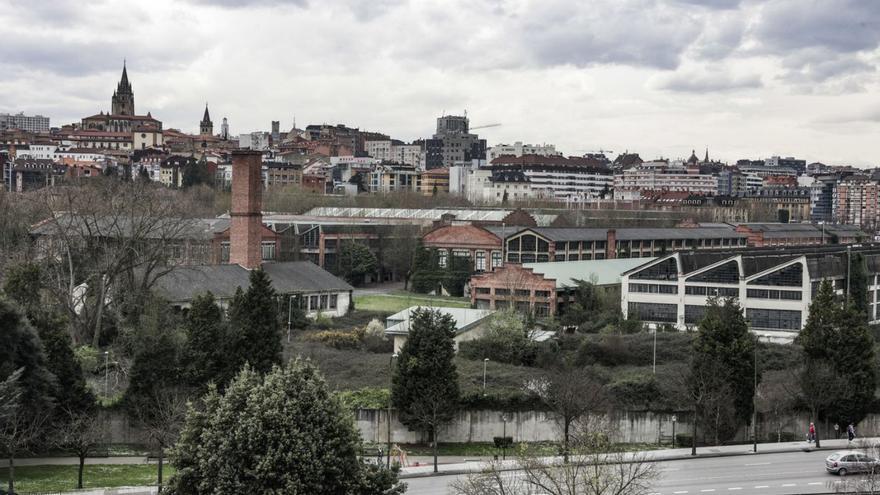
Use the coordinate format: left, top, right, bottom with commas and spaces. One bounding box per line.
120, 60, 129, 87
202, 103, 211, 123
704, 147, 709, 163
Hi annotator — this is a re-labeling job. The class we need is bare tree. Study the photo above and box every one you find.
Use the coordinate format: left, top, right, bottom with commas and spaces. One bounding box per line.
535, 365, 606, 463
796, 359, 847, 449
452, 418, 660, 495
53, 408, 106, 489
757, 370, 797, 443
134, 388, 189, 492
0, 370, 50, 495
33, 179, 201, 345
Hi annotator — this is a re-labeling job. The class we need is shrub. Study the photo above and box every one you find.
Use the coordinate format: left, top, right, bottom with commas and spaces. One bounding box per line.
575, 332, 694, 367
305, 330, 362, 350
675, 434, 693, 447
458, 310, 539, 366
607, 371, 662, 410
363, 334, 393, 353
338, 387, 390, 410
312, 312, 333, 330
493, 437, 514, 449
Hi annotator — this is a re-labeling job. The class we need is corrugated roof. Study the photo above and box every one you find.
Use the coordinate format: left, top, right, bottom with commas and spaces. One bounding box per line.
527, 227, 746, 242
523, 258, 656, 288
384, 306, 495, 336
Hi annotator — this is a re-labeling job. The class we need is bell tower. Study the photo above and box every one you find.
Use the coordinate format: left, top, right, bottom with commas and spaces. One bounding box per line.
111, 61, 135, 116
200, 104, 213, 136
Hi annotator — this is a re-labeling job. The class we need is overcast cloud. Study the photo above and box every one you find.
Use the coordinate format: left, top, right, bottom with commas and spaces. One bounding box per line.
1, 0, 879, 165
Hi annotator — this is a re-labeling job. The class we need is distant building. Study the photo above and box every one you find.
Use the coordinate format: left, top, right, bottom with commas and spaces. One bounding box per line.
385, 306, 496, 353
370, 163, 420, 193
0, 112, 50, 133
420, 167, 450, 195
10, 158, 66, 192
239, 132, 270, 151
490, 155, 612, 203
220, 117, 229, 140
487, 141, 559, 161
765, 156, 807, 174
614, 164, 716, 200
425, 115, 486, 169
834, 176, 880, 229
199, 105, 213, 136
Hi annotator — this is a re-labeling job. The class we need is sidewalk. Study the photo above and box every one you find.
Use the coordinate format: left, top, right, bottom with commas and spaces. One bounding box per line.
398, 436, 878, 478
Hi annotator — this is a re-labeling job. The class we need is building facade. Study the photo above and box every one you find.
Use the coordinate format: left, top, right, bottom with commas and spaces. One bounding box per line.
0, 112, 50, 133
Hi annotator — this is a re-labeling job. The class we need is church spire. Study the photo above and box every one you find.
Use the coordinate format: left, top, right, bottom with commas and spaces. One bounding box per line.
202, 103, 211, 123
200, 103, 214, 137
121, 60, 129, 87
704, 147, 709, 163
112, 60, 135, 116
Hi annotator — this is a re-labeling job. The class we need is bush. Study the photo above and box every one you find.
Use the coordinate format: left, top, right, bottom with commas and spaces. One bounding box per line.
363, 334, 393, 353
606, 371, 661, 410
458, 310, 539, 366
338, 387, 390, 410
312, 312, 333, 330
305, 330, 362, 350
575, 332, 694, 367
493, 437, 513, 449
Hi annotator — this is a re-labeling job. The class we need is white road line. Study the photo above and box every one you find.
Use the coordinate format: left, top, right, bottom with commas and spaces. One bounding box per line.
674, 491, 689, 494
744, 462, 771, 466
754, 487, 769, 489
781, 484, 796, 487
700, 490, 715, 492
728, 488, 742, 491
808, 482, 822, 485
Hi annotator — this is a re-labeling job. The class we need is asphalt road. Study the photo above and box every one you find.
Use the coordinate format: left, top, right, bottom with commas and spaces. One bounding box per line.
404, 449, 855, 495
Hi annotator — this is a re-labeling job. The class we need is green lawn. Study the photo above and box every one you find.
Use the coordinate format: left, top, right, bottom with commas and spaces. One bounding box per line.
1, 464, 174, 492
354, 293, 471, 313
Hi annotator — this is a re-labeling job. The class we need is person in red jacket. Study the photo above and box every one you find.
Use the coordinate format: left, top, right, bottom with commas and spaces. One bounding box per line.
808, 422, 816, 443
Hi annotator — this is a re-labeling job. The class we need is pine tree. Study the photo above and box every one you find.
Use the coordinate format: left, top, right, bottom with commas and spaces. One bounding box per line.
690, 297, 757, 442
848, 252, 869, 317
227, 269, 283, 375
0, 297, 56, 412
827, 303, 876, 426
796, 280, 837, 360
391, 308, 460, 472
183, 292, 228, 389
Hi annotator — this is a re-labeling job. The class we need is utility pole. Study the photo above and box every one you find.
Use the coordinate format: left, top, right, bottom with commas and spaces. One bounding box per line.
387, 353, 398, 468
483, 358, 489, 395
652, 328, 657, 374
753, 335, 758, 453
846, 245, 852, 303
287, 295, 293, 344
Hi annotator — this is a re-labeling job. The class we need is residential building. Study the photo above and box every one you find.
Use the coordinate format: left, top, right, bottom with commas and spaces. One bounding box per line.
620, 246, 880, 340
614, 165, 717, 199
811, 174, 841, 223
424, 115, 486, 169
265, 161, 302, 190
765, 156, 807, 174
486, 141, 559, 161
10, 158, 66, 192
385, 306, 496, 353
834, 176, 880, 229
365, 140, 392, 161
744, 186, 812, 223
489, 155, 613, 203
420, 167, 450, 195
370, 163, 420, 193
0, 112, 50, 133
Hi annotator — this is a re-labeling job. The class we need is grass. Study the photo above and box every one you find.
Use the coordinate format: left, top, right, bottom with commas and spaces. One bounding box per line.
1, 464, 174, 492
353, 293, 471, 314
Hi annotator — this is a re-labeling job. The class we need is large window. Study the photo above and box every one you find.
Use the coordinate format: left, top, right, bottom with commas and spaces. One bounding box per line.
628, 302, 677, 323
261, 241, 276, 261
748, 263, 803, 287
630, 258, 678, 281
747, 308, 802, 330
492, 251, 502, 268
438, 249, 448, 268
629, 283, 678, 294
475, 251, 486, 271
746, 289, 802, 300
687, 261, 739, 284
220, 241, 230, 263
684, 305, 707, 325
685, 286, 739, 297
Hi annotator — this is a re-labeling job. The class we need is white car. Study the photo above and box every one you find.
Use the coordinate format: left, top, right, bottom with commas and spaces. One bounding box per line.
826, 451, 880, 476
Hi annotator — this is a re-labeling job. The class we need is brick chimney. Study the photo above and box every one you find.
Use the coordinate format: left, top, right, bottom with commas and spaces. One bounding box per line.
230, 150, 263, 269
606, 229, 617, 259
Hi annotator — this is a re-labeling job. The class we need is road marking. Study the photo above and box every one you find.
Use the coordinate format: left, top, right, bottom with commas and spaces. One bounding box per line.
700, 490, 715, 493
808, 482, 822, 485
744, 462, 771, 466
781, 484, 796, 487
674, 491, 688, 494
754, 487, 769, 489
728, 488, 742, 491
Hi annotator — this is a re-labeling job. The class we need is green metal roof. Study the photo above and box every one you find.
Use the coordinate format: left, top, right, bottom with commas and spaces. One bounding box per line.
523, 257, 657, 289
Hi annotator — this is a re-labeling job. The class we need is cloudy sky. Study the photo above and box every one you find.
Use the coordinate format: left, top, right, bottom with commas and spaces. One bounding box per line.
2, 0, 879, 165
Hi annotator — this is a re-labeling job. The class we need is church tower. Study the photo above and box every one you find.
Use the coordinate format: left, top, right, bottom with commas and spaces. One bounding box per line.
111, 61, 135, 116
200, 104, 213, 136
221, 117, 229, 140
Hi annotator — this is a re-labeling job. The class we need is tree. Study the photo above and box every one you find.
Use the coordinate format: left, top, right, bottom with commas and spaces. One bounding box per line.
53, 409, 105, 489
391, 308, 461, 472
181, 157, 213, 189
459, 309, 537, 365
182, 292, 228, 389
125, 302, 186, 410
337, 241, 378, 286
227, 269, 283, 375
797, 359, 846, 449
537, 365, 605, 463
849, 252, 870, 317
166, 360, 405, 494
797, 280, 837, 360
135, 389, 189, 492
690, 297, 757, 443
0, 368, 50, 495
0, 297, 56, 412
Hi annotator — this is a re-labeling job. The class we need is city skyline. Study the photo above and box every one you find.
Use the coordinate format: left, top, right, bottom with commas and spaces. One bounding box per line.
1, 0, 879, 165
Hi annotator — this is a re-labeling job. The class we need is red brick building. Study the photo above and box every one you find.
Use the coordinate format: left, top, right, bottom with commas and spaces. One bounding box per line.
422, 224, 504, 272
470, 263, 557, 316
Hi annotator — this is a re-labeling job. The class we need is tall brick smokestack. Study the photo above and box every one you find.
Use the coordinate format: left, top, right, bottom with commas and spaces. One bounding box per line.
230, 150, 263, 269
606, 229, 617, 260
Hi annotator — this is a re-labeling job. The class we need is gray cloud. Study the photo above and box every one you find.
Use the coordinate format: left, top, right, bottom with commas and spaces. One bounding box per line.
183, 0, 307, 7
655, 70, 763, 92
673, 0, 742, 9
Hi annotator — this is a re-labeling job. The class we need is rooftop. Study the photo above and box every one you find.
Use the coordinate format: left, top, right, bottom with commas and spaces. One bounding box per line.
384, 306, 495, 336
524, 257, 656, 288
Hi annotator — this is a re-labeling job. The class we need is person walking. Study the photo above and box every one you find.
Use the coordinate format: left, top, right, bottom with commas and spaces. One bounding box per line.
808, 422, 816, 443
847, 423, 856, 443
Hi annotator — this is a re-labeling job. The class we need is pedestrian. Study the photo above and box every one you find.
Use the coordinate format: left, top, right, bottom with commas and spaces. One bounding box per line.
847, 423, 856, 443
808, 422, 816, 443
834, 423, 840, 439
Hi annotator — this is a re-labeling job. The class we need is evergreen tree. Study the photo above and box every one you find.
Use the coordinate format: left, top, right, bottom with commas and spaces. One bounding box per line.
32, 312, 95, 415
227, 269, 283, 375
126, 328, 185, 411
183, 292, 228, 389
337, 241, 378, 286
690, 297, 757, 442
391, 308, 460, 472
166, 360, 405, 495
797, 280, 837, 360
0, 297, 56, 412
848, 252, 869, 317
827, 303, 876, 426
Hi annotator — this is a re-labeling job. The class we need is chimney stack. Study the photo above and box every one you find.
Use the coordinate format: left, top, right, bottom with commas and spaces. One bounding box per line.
606, 229, 617, 260
230, 149, 263, 269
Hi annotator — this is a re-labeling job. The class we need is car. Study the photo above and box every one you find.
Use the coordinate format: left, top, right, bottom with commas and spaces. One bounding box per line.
826, 451, 880, 476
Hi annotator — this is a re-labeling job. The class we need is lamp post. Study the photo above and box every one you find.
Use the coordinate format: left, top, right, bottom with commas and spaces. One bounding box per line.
287, 295, 294, 344
387, 353, 398, 468
671, 415, 677, 448
103, 351, 110, 398
846, 245, 852, 303
483, 358, 489, 395
753, 335, 759, 453
652, 327, 657, 374
501, 413, 509, 460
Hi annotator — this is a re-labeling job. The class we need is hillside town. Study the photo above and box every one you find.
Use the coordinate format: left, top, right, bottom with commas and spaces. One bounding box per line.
5, 2, 880, 494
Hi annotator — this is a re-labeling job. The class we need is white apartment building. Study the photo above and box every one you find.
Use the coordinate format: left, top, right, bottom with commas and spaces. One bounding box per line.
366, 140, 424, 169
487, 141, 560, 161
239, 132, 270, 151
0, 112, 50, 133
489, 155, 612, 203
613, 166, 717, 199
17, 144, 57, 160
365, 140, 392, 161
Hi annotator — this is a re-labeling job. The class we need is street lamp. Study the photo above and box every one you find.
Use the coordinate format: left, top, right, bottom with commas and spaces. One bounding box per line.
671, 415, 677, 448
500, 413, 510, 460
103, 351, 110, 398
483, 358, 489, 395
652, 327, 657, 374
287, 295, 294, 344
387, 353, 398, 468
753, 335, 759, 453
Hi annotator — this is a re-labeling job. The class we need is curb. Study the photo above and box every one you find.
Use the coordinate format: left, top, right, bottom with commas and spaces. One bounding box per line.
398, 443, 842, 479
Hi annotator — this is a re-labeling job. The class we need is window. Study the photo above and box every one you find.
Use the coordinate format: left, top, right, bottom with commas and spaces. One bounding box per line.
631, 258, 678, 281
309, 295, 319, 311
568, 241, 579, 250
555, 241, 567, 251
521, 253, 536, 263
492, 251, 502, 268
220, 241, 230, 263
685, 286, 738, 297
515, 289, 531, 297
475, 251, 486, 271
747, 308, 802, 330
507, 238, 520, 252
687, 261, 739, 284
475, 287, 491, 295
535, 290, 551, 298
555, 254, 567, 262
261, 241, 276, 261
746, 289, 802, 300
329, 294, 338, 309
628, 302, 677, 323
495, 288, 510, 296
507, 253, 520, 263
629, 283, 678, 294
521, 234, 537, 252
535, 303, 550, 317
438, 249, 448, 268
320, 295, 328, 309
684, 305, 707, 325
515, 301, 531, 313
748, 263, 803, 287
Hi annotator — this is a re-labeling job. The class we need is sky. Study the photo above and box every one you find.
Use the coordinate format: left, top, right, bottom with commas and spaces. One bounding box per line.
1, 0, 879, 166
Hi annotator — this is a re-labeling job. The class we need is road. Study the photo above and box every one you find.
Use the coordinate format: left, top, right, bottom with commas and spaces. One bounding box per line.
404, 450, 852, 495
